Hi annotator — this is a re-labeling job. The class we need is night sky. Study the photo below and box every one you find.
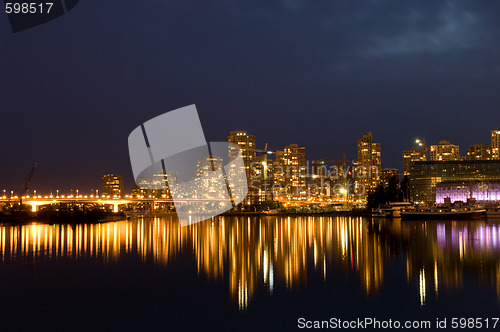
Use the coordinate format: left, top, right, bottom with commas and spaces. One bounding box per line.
1, 0, 500, 193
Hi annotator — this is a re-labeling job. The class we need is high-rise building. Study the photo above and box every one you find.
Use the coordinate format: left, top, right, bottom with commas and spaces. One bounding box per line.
356, 132, 381, 193
194, 156, 225, 199
273, 144, 306, 198
102, 174, 123, 198
251, 154, 273, 202
272, 150, 285, 198
228, 130, 258, 205
403, 147, 427, 176
135, 172, 172, 199
284, 144, 306, 195
380, 168, 399, 188
466, 144, 492, 161
430, 140, 460, 161
492, 130, 500, 160
228, 131, 256, 178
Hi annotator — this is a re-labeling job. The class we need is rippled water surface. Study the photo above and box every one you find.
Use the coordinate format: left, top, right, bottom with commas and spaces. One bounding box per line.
1, 216, 499, 330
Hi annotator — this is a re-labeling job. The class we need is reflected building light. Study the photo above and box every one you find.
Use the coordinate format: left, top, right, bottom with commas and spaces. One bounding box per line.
269, 260, 274, 295
238, 280, 248, 311
459, 232, 463, 260
314, 239, 317, 269
263, 249, 268, 284
434, 260, 439, 298
0, 216, 391, 309
323, 254, 326, 281
497, 265, 500, 301
419, 268, 426, 307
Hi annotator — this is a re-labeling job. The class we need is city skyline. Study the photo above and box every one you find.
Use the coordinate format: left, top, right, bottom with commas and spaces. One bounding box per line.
3, 128, 499, 197
3, 2, 500, 330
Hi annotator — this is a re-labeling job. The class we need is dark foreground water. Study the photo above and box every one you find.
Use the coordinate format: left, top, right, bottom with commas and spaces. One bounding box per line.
0, 216, 499, 331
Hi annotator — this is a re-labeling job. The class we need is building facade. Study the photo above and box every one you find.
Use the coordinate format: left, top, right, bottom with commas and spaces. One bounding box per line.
466, 144, 492, 161
430, 140, 460, 161
102, 174, 124, 198
436, 182, 500, 204
228, 131, 256, 178
356, 132, 381, 194
228, 130, 259, 205
270, 144, 307, 199
409, 160, 500, 204
403, 147, 427, 176
492, 130, 500, 160
380, 168, 399, 188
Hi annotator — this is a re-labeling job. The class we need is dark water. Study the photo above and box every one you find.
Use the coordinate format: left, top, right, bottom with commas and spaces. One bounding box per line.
0, 216, 499, 331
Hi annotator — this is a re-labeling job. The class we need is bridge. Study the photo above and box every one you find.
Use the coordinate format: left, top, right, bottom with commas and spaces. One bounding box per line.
0, 194, 355, 213
0, 195, 242, 213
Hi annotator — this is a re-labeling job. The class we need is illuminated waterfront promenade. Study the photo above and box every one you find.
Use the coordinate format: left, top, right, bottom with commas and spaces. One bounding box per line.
1, 216, 500, 310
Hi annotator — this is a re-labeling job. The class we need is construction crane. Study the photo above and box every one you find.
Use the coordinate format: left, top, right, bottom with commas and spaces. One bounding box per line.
315, 153, 355, 173
415, 138, 428, 155
253, 143, 274, 181
254, 143, 274, 155
18, 162, 38, 210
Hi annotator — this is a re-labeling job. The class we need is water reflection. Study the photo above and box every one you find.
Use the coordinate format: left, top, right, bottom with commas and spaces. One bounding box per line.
1, 217, 500, 309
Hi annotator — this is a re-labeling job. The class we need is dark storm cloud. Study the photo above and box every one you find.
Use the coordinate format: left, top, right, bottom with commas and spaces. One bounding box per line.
1, 0, 499, 191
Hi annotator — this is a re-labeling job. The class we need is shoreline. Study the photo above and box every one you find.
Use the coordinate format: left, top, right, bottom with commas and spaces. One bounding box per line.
0, 209, 371, 224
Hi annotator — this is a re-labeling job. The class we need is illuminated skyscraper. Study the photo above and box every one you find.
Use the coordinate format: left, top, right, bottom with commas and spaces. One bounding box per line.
194, 156, 225, 199
492, 130, 500, 160
228, 130, 258, 205
228, 131, 256, 178
466, 144, 492, 161
430, 140, 460, 161
356, 132, 381, 193
102, 174, 123, 198
403, 147, 427, 176
272, 144, 306, 198
284, 144, 306, 196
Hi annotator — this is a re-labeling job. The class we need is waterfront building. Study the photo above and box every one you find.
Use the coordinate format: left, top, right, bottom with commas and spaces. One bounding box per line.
228, 130, 259, 205
134, 172, 173, 199
228, 131, 256, 178
356, 132, 381, 194
409, 160, 500, 204
466, 144, 492, 161
273, 144, 306, 198
492, 130, 500, 160
380, 168, 399, 188
102, 174, 123, 198
403, 147, 426, 176
194, 156, 226, 199
251, 154, 273, 202
310, 160, 331, 198
435, 182, 500, 204
430, 140, 460, 161
130, 185, 142, 198
271, 150, 285, 199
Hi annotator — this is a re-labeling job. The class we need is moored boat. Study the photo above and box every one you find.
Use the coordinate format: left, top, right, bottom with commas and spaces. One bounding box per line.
372, 208, 392, 218
485, 207, 500, 219
372, 202, 413, 218
400, 208, 486, 220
